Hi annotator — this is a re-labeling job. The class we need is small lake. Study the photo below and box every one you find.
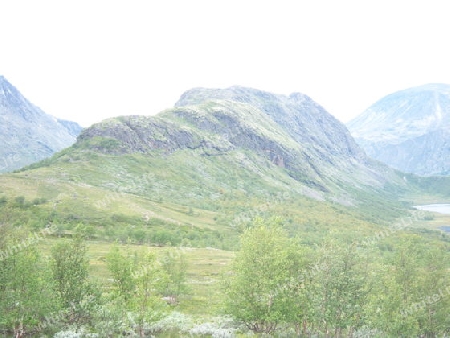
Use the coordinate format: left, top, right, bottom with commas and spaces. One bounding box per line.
414, 204, 450, 233
440, 226, 450, 233
414, 204, 450, 215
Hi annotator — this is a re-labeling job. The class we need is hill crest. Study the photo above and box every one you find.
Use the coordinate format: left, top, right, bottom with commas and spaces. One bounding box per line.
78, 86, 400, 200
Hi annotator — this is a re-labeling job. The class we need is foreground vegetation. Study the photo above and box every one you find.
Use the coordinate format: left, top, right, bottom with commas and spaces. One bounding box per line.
0, 226, 234, 337
1, 211, 449, 337
225, 218, 450, 337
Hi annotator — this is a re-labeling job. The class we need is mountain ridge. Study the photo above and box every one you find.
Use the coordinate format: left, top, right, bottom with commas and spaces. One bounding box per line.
347, 83, 450, 175
0, 76, 83, 172
77, 86, 405, 203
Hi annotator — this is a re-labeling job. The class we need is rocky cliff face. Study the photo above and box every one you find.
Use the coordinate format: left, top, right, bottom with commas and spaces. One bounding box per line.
175, 86, 367, 161
0, 76, 83, 172
79, 86, 395, 199
347, 84, 450, 176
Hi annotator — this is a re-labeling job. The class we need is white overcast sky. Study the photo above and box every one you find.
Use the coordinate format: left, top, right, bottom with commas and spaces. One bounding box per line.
1, 0, 450, 127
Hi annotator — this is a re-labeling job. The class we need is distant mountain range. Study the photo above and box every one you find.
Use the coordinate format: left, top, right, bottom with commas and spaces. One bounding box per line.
0, 76, 82, 172
347, 84, 450, 176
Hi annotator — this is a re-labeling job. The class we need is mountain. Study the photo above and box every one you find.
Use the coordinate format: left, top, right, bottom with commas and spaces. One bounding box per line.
77, 86, 404, 203
347, 84, 450, 176
0, 75, 83, 172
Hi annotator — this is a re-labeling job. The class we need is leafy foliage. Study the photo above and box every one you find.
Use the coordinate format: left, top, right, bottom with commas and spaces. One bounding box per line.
0, 230, 57, 336
223, 220, 450, 337
50, 236, 100, 327
224, 218, 305, 333
106, 244, 169, 336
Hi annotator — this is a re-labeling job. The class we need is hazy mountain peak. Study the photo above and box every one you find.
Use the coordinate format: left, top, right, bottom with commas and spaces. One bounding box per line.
348, 83, 450, 142
348, 83, 450, 175
0, 75, 31, 110
0, 76, 82, 172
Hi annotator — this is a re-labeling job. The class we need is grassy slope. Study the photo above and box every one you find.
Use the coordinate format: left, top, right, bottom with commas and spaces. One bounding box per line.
36, 238, 234, 318
1, 142, 409, 247
2, 128, 450, 321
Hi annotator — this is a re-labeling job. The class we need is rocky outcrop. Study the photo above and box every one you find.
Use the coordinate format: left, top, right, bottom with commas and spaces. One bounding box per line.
78, 86, 395, 194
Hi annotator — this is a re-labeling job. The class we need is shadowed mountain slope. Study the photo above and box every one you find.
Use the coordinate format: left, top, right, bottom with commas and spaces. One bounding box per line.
0, 76, 82, 172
